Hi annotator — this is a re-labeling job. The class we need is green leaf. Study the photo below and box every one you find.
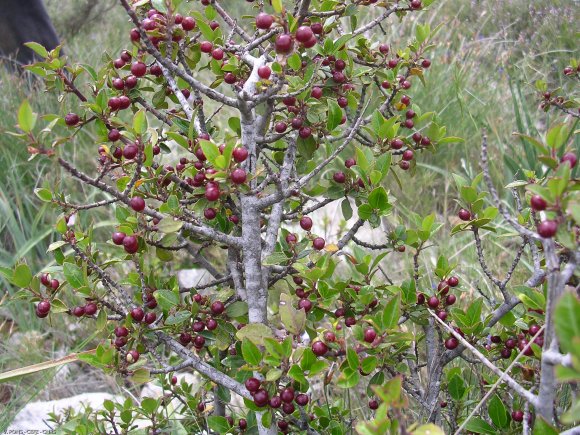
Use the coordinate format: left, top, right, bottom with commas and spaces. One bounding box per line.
263, 251, 290, 266
382, 294, 400, 330
140, 398, 158, 414
165, 311, 191, 325
272, 0, 283, 13
546, 123, 569, 150
236, 323, 274, 346
415, 24, 430, 43
23, 42, 49, 58
337, 367, 360, 388
34, 188, 52, 202
358, 204, 374, 220
241, 338, 262, 366
266, 368, 283, 382
63, 262, 85, 289
461, 417, 497, 435
327, 100, 342, 131
157, 218, 184, 234
154, 289, 180, 310
287, 53, 302, 71
488, 394, 509, 429
130, 368, 150, 384
279, 293, 306, 335
368, 187, 388, 210
555, 292, 580, 354
226, 301, 248, 319
18, 100, 36, 133
12, 264, 32, 288
341, 198, 353, 220
288, 364, 308, 387
412, 425, 445, 435
448, 375, 465, 401
361, 356, 378, 374
532, 417, 559, 435
199, 140, 220, 165
133, 110, 148, 135
347, 348, 359, 370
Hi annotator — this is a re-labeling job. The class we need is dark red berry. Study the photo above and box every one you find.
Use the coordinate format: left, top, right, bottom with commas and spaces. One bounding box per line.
84, 302, 98, 316
445, 337, 459, 350
130, 62, 147, 77
530, 195, 547, 211
364, 328, 377, 343
211, 300, 225, 315
253, 389, 269, 407
458, 209, 471, 221
255, 13, 273, 30
130, 196, 145, 212
131, 307, 145, 322
65, 113, 80, 126
312, 341, 328, 356
427, 296, 439, 309
245, 377, 261, 392
312, 237, 325, 250
537, 220, 557, 238
123, 235, 139, 254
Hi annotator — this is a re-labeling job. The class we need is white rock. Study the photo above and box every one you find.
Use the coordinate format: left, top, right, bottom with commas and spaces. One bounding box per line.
177, 268, 214, 289
8, 392, 121, 431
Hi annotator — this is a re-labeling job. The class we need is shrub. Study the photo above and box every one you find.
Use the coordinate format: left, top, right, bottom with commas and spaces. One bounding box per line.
4, 1, 580, 434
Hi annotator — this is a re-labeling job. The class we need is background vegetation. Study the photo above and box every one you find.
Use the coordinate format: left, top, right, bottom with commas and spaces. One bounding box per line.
0, 0, 577, 429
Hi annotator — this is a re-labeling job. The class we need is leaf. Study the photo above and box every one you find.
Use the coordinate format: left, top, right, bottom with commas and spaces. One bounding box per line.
488, 394, 509, 429
23, 42, 49, 58
226, 301, 248, 319
368, 187, 388, 210
157, 218, 184, 234
337, 367, 360, 388
347, 348, 359, 370
341, 198, 353, 220
140, 398, 158, 414
447, 375, 465, 401
34, 188, 52, 202
361, 356, 377, 374
47, 241, 66, 252
165, 311, 191, 325
131, 368, 150, 384
546, 123, 569, 150
133, 110, 148, 135
382, 294, 400, 330
412, 425, 445, 435
279, 293, 306, 335
358, 204, 374, 220
199, 140, 220, 165
241, 338, 262, 366
63, 262, 85, 289
327, 100, 342, 131
236, 323, 274, 346
18, 100, 36, 133
272, 0, 283, 13
12, 263, 32, 288
154, 289, 180, 310
554, 292, 580, 354
266, 368, 283, 382
532, 417, 559, 435
461, 417, 497, 435
263, 251, 289, 266
288, 364, 308, 386
287, 53, 302, 71
207, 415, 230, 434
